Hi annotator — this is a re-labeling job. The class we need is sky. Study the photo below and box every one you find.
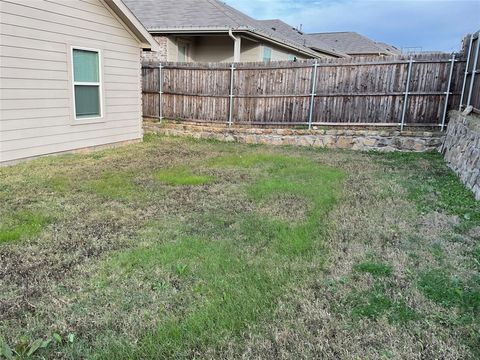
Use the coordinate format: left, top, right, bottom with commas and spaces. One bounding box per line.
225, 0, 480, 52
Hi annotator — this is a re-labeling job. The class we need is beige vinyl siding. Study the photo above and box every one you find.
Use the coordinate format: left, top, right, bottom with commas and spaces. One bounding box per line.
161, 35, 311, 63
267, 44, 308, 61
0, 0, 145, 163
166, 36, 182, 62
240, 38, 261, 62
194, 36, 234, 63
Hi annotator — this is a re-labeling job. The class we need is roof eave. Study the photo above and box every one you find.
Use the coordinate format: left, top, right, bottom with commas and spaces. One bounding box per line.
149, 27, 325, 58
309, 46, 348, 58
242, 30, 320, 58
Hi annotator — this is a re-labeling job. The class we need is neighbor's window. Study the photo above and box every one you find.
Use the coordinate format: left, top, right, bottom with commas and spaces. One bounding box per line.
72, 48, 102, 119
263, 47, 272, 62
178, 43, 189, 62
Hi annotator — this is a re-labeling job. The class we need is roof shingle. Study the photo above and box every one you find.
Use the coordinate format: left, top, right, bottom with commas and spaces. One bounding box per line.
306, 32, 400, 56
258, 19, 349, 57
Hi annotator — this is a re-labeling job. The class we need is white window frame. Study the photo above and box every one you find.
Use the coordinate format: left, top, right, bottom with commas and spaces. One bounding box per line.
71, 46, 104, 121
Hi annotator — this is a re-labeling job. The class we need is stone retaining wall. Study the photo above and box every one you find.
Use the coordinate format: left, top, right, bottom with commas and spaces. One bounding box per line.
441, 111, 480, 200
145, 120, 442, 152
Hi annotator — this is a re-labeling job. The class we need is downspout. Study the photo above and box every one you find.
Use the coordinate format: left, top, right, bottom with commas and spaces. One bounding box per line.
228, 28, 241, 62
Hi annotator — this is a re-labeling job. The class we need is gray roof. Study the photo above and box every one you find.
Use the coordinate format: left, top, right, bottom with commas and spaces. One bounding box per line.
122, 0, 345, 57
375, 41, 402, 55
257, 20, 309, 47
306, 32, 400, 56
258, 19, 348, 57
123, 0, 259, 29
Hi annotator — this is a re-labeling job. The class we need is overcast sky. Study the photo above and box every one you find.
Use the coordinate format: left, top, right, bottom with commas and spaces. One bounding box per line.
225, 0, 480, 52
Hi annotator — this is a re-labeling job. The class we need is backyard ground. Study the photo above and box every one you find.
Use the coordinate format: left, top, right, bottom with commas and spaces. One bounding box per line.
0, 135, 479, 359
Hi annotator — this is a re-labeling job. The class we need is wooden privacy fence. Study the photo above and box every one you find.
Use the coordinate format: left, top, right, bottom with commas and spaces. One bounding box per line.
460, 30, 480, 114
142, 53, 468, 130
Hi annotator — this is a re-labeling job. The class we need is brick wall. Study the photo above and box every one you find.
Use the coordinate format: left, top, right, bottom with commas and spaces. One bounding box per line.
142, 36, 168, 62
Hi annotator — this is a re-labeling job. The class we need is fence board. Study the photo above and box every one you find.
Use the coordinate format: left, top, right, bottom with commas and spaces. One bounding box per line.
142, 52, 469, 128
460, 31, 480, 114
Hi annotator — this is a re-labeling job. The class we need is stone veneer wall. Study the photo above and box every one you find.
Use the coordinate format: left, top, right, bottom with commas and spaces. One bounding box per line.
145, 120, 443, 152
441, 111, 480, 200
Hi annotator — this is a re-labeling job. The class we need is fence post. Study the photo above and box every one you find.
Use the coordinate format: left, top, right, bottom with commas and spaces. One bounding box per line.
459, 35, 474, 110
158, 63, 163, 121
400, 57, 414, 132
466, 34, 480, 107
228, 63, 235, 127
441, 54, 456, 131
308, 59, 319, 130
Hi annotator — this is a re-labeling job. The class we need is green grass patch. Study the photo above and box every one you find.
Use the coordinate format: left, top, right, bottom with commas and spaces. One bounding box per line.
350, 287, 393, 319
0, 210, 50, 245
47, 175, 72, 193
348, 285, 419, 324
354, 261, 393, 277
155, 167, 214, 186
86, 173, 139, 201
418, 269, 480, 313
387, 301, 421, 324
430, 243, 445, 261
98, 236, 279, 359
246, 157, 343, 255
372, 152, 480, 230
418, 268, 479, 354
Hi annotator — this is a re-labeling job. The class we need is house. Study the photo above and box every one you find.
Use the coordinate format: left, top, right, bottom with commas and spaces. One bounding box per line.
258, 19, 350, 59
0, 0, 159, 165
123, 0, 346, 63
306, 32, 401, 57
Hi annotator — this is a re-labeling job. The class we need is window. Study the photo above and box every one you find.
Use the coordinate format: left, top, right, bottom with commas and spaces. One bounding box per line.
178, 43, 189, 62
72, 48, 102, 119
263, 47, 272, 62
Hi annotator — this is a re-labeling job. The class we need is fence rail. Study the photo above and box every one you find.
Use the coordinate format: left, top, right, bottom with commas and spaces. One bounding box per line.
460, 30, 480, 114
142, 52, 470, 129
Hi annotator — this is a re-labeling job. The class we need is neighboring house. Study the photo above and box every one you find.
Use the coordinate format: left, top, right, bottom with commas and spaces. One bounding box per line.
306, 32, 401, 57
0, 0, 158, 164
123, 0, 345, 63
258, 19, 350, 59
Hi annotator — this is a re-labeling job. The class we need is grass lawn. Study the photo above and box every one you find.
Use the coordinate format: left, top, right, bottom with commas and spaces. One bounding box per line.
0, 135, 479, 359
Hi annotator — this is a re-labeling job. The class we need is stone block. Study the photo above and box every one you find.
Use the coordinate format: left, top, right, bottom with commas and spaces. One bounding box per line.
336, 136, 354, 149
363, 138, 377, 147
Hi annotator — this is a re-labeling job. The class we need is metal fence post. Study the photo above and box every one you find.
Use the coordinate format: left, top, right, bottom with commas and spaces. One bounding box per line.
459, 35, 474, 110
158, 63, 163, 121
441, 54, 456, 131
466, 34, 480, 107
400, 57, 414, 132
308, 59, 319, 130
228, 63, 235, 127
